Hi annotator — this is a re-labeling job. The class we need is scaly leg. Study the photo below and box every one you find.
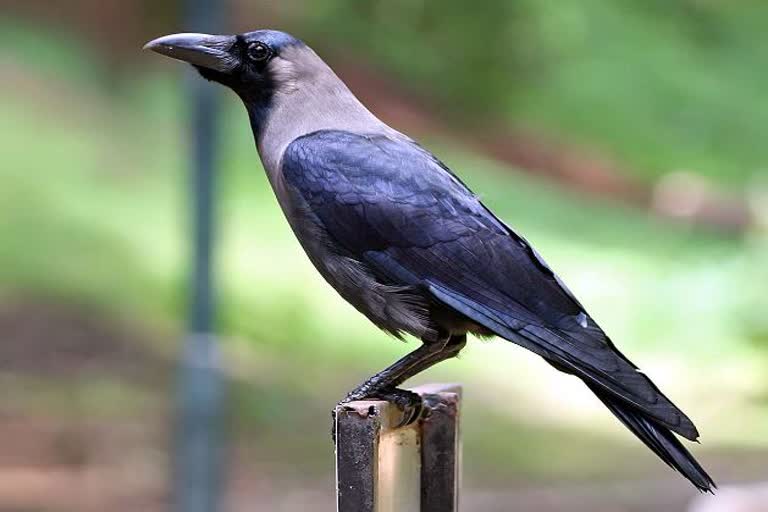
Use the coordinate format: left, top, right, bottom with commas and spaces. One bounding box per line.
334, 335, 466, 434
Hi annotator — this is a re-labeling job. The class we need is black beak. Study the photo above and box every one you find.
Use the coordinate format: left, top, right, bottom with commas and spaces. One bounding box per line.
143, 33, 238, 72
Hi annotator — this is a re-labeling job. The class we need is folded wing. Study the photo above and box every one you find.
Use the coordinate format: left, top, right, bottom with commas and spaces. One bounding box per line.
282, 129, 699, 441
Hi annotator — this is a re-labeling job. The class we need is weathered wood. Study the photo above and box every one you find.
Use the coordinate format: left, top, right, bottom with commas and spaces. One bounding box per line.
415, 384, 462, 512
335, 383, 462, 512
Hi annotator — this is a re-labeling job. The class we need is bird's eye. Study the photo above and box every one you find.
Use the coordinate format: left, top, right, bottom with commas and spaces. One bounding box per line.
247, 42, 271, 63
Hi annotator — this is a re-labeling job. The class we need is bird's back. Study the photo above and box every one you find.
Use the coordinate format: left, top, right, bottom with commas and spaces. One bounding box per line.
278, 129, 714, 491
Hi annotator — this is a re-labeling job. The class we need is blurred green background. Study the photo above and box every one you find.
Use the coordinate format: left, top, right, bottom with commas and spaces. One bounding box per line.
1, 1, 767, 510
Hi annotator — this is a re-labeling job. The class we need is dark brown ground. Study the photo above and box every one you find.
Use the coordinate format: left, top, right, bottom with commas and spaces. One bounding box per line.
0, 299, 168, 511
0, 300, 166, 378
0, 299, 765, 511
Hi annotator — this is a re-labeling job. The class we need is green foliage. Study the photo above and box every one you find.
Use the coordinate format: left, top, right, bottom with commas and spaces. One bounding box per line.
299, 1, 768, 185
301, 0, 543, 118
512, 0, 768, 186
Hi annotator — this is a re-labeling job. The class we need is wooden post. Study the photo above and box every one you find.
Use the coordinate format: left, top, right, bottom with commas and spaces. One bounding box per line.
417, 384, 461, 511
335, 384, 462, 512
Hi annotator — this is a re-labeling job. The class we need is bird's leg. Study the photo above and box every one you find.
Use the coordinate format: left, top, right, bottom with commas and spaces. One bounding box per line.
333, 334, 466, 434
342, 334, 465, 402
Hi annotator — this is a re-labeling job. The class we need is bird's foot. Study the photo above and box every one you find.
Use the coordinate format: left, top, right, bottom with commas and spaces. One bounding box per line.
331, 387, 424, 442
376, 387, 424, 428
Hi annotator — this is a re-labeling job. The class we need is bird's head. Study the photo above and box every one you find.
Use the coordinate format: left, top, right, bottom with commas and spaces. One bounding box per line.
144, 29, 313, 106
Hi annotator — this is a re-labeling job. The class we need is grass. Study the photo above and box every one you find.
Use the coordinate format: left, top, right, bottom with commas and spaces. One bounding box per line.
1, 23, 768, 483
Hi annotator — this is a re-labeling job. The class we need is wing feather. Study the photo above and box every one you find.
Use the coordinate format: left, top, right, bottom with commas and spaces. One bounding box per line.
282, 129, 698, 440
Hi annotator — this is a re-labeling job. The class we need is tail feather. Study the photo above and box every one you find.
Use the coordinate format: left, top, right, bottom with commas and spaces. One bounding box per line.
425, 281, 715, 490
589, 384, 716, 493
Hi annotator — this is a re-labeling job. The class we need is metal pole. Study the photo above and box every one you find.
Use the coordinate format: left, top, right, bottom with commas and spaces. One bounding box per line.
173, 1, 226, 511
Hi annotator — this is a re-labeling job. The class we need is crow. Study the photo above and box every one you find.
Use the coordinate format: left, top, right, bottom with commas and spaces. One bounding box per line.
145, 29, 715, 491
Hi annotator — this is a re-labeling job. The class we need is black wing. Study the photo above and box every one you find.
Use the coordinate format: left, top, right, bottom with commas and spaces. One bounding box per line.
282, 130, 696, 438
283, 130, 715, 491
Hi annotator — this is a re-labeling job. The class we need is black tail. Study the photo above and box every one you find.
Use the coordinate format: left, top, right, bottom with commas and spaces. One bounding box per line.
589, 384, 716, 493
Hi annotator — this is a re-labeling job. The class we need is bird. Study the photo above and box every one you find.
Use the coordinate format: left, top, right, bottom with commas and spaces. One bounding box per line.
144, 29, 715, 492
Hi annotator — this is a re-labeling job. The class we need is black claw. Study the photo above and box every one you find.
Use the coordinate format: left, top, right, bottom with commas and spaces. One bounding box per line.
330, 387, 424, 441
376, 387, 424, 428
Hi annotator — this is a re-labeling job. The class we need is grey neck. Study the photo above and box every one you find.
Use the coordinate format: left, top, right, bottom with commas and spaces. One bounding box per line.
250, 53, 398, 177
